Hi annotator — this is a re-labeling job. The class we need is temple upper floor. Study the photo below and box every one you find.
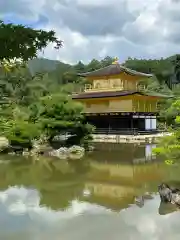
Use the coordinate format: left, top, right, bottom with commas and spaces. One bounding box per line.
78, 61, 153, 93
84, 77, 146, 92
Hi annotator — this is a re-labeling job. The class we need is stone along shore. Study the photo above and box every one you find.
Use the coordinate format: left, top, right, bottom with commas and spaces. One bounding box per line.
92, 132, 171, 144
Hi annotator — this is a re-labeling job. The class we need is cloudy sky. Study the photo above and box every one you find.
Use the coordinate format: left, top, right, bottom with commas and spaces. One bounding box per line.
1, 0, 180, 64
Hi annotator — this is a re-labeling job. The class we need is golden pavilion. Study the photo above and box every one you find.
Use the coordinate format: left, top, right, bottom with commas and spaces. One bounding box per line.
72, 59, 167, 133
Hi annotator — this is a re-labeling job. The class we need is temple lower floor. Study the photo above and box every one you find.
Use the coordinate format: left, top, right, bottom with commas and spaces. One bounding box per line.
85, 112, 158, 134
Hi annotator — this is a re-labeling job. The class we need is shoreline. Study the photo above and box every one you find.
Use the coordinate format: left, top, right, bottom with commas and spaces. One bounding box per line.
92, 132, 171, 143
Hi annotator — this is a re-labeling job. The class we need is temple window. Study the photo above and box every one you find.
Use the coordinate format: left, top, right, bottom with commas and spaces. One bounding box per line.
94, 82, 101, 89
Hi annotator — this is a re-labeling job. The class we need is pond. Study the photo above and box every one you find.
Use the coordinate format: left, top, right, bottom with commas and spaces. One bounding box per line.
0, 143, 180, 240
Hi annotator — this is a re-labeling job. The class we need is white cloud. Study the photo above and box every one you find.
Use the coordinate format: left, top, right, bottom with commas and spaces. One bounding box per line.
1, 0, 180, 63
76, 0, 121, 7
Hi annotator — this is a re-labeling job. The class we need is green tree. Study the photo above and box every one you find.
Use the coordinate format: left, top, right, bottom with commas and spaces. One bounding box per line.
29, 94, 93, 146
0, 20, 96, 153
62, 71, 78, 84
86, 59, 101, 71
154, 99, 180, 163
171, 54, 180, 84
0, 64, 50, 105
0, 20, 62, 61
123, 57, 174, 86
74, 61, 86, 73
0, 92, 93, 150
0, 105, 41, 150
100, 56, 116, 67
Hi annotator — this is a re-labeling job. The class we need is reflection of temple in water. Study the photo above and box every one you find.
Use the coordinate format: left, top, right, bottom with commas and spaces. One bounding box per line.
81, 144, 162, 210
134, 144, 157, 163
91, 143, 157, 164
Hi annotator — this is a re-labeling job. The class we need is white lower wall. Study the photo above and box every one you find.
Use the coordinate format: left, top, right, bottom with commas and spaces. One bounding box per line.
145, 116, 157, 130
151, 118, 157, 130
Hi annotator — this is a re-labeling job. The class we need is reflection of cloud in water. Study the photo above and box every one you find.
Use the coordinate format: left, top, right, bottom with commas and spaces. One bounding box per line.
0, 186, 108, 217
0, 186, 180, 240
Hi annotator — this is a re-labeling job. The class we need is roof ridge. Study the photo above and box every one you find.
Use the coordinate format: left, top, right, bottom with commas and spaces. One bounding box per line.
77, 63, 153, 77
78, 64, 113, 76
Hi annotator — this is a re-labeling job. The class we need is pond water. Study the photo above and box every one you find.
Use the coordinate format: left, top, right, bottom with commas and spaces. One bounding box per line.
0, 143, 180, 240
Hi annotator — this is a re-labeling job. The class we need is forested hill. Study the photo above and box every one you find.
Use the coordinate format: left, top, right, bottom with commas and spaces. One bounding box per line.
27, 55, 178, 81
28, 58, 71, 76
124, 57, 173, 75
26, 55, 180, 93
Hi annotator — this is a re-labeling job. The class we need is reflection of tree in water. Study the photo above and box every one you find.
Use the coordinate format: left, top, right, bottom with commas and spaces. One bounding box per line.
68, 158, 91, 174
39, 158, 91, 210
0, 155, 91, 210
40, 182, 84, 210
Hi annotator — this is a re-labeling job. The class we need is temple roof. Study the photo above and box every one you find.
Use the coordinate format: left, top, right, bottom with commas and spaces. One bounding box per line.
78, 64, 153, 78
72, 90, 170, 100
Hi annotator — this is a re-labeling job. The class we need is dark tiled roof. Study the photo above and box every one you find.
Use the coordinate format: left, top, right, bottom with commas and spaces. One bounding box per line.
78, 64, 153, 78
72, 90, 168, 100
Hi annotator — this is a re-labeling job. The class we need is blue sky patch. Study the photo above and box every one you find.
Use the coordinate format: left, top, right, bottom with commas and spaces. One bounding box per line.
2, 14, 48, 28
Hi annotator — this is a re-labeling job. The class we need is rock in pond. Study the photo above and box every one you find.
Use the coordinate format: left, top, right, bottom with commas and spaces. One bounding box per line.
134, 192, 154, 208
135, 196, 144, 208
0, 137, 9, 151
158, 183, 180, 206
49, 145, 85, 160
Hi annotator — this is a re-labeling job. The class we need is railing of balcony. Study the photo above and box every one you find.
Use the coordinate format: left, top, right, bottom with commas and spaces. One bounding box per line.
84, 84, 146, 92
71, 84, 146, 95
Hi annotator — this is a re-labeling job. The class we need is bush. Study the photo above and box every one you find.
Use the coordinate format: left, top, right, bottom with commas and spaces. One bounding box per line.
0, 94, 93, 152
154, 100, 180, 163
